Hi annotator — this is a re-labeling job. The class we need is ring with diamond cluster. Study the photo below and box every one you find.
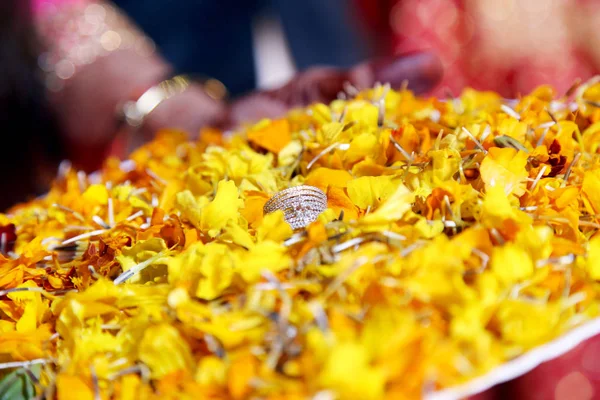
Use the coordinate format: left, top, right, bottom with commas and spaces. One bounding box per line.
263, 185, 328, 229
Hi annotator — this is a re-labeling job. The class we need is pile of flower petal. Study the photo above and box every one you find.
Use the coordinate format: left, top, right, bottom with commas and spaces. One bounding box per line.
3, 79, 600, 400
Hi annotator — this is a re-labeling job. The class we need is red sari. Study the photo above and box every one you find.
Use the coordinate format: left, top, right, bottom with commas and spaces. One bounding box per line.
358, 0, 600, 98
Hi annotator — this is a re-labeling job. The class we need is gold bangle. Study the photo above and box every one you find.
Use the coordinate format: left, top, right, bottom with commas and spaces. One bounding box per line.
120, 75, 191, 128
199, 78, 229, 102
118, 75, 228, 129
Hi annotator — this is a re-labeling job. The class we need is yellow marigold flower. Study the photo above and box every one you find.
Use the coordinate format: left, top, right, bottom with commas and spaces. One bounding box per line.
491, 243, 534, 285
5, 79, 600, 400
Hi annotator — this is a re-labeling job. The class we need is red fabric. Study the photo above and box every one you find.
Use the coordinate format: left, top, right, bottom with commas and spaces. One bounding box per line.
506, 334, 600, 400
469, 335, 600, 400
357, 0, 600, 98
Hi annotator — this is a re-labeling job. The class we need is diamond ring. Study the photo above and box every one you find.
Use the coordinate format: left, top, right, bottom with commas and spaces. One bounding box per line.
263, 185, 328, 229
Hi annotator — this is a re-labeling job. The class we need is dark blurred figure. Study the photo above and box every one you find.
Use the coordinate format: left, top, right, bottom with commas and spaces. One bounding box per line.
116, 0, 373, 96
0, 1, 62, 209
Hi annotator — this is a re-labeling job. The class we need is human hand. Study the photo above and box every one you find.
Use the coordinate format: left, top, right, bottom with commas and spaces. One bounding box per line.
49, 49, 172, 171
123, 52, 442, 149
226, 51, 442, 127
51, 50, 228, 166
127, 83, 227, 152
54, 50, 441, 168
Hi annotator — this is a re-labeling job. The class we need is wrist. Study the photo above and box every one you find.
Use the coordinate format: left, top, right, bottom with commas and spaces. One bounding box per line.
142, 82, 229, 130
119, 75, 192, 129
47, 49, 172, 170
119, 76, 229, 131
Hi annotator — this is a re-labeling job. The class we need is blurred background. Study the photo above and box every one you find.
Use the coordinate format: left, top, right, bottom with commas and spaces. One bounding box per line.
101, 0, 600, 98
359, 0, 600, 97
3, 0, 600, 208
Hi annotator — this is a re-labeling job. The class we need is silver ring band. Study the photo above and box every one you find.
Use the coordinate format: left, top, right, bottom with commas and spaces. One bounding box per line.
263, 185, 327, 229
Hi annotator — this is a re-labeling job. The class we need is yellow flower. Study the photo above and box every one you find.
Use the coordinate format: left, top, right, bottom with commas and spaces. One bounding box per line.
256, 210, 293, 243
116, 238, 170, 284
480, 147, 529, 196
278, 139, 303, 167
305, 168, 353, 191
497, 118, 528, 143
581, 121, 600, 153
587, 235, 600, 280
480, 185, 529, 229
490, 243, 534, 285
319, 341, 386, 400
6, 281, 48, 333
196, 356, 227, 387
247, 118, 291, 154
81, 184, 109, 205
429, 148, 462, 182
201, 180, 244, 237
358, 183, 414, 227
496, 300, 560, 347
168, 242, 234, 300
238, 241, 291, 283
347, 176, 399, 210
176, 180, 244, 237
56, 374, 94, 400
344, 133, 381, 165
582, 170, 600, 214
326, 186, 359, 221
139, 324, 195, 378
